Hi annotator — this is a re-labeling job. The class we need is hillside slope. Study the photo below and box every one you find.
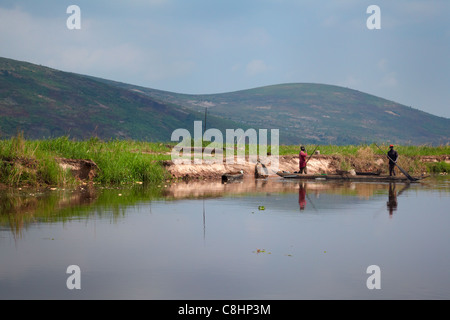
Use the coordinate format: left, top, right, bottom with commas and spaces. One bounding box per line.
108, 83, 449, 145
1, 57, 448, 145
0, 57, 243, 141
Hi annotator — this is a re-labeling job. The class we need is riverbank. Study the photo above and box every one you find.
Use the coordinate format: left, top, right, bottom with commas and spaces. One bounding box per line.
1, 135, 449, 188
164, 153, 449, 180
0, 134, 172, 188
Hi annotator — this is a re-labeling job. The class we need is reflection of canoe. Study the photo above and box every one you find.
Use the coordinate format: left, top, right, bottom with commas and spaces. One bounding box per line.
222, 172, 244, 182
276, 171, 428, 182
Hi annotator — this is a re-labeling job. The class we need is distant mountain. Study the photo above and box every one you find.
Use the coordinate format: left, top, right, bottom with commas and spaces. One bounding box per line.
104, 81, 450, 146
1, 57, 449, 145
0, 57, 244, 141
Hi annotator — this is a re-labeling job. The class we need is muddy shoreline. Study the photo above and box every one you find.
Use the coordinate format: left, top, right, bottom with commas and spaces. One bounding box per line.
1, 153, 448, 190
163, 154, 450, 181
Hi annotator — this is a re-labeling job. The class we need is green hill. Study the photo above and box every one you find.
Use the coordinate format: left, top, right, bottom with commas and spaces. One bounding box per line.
105, 82, 450, 146
0, 57, 243, 141
1, 57, 449, 145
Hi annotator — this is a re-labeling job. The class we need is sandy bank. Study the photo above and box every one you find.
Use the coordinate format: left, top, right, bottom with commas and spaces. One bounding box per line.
163, 154, 450, 181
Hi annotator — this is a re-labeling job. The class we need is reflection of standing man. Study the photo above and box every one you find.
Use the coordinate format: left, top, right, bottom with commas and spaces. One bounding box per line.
387, 145, 399, 176
387, 183, 398, 217
298, 183, 307, 210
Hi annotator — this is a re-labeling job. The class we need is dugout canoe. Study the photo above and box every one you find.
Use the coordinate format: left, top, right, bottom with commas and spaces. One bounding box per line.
222, 172, 244, 183
276, 171, 428, 182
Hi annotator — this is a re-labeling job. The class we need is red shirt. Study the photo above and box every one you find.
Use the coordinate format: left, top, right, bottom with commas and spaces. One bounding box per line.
299, 151, 307, 168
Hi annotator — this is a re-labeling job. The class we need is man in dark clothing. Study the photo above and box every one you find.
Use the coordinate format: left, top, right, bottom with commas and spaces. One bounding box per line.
387, 145, 399, 176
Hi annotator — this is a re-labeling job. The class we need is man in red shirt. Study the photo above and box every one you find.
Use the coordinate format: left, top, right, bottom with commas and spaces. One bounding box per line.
299, 146, 308, 174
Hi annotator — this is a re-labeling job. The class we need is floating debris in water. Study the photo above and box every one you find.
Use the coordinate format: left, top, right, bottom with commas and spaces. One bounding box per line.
253, 248, 271, 254
258, 206, 265, 210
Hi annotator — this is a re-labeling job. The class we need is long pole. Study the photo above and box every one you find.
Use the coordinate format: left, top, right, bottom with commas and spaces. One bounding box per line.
204, 107, 207, 134
305, 145, 319, 165
374, 143, 416, 181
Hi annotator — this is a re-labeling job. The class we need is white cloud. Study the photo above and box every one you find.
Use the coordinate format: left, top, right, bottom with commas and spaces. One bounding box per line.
376, 59, 397, 88
0, 6, 194, 85
380, 72, 398, 88
245, 59, 269, 76
231, 64, 241, 73
377, 59, 388, 71
1, 1, 449, 117
339, 75, 360, 88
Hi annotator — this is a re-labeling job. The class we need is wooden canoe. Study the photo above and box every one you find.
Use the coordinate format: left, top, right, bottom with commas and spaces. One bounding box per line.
276, 171, 428, 182
222, 172, 244, 182
336, 170, 381, 176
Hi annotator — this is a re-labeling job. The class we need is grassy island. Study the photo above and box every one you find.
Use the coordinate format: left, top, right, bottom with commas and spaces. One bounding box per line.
1, 134, 449, 188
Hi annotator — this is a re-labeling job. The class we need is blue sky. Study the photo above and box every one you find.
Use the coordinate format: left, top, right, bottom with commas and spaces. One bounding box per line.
0, 0, 449, 118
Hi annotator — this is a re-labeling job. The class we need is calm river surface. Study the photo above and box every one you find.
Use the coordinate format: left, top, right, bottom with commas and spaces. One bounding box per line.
1, 176, 449, 300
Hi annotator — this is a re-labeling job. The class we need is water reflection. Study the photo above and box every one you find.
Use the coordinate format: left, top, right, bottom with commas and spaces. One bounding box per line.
1, 176, 449, 299
386, 183, 412, 217
0, 185, 164, 238
298, 183, 306, 210
0, 177, 448, 236
387, 183, 398, 217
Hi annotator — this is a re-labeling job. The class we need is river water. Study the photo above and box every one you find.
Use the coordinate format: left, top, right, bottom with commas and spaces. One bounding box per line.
1, 176, 449, 300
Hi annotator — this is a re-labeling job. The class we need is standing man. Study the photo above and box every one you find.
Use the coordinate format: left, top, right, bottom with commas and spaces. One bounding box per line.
299, 146, 308, 174
387, 144, 399, 176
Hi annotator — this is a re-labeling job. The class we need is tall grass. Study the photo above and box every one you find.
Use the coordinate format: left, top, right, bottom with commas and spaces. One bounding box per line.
279, 143, 450, 156
1, 135, 448, 187
279, 143, 450, 174
36, 136, 172, 184
0, 135, 172, 187
426, 162, 450, 173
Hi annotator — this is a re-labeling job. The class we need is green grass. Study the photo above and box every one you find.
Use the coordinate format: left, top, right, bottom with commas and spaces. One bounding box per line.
426, 162, 450, 173
278, 143, 450, 174
1, 135, 449, 188
37, 136, 172, 184
278, 144, 450, 156
0, 134, 172, 187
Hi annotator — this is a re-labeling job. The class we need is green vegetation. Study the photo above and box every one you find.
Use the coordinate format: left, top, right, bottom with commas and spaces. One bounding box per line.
278, 144, 450, 156
279, 144, 450, 174
118, 82, 450, 146
0, 134, 172, 187
1, 133, 448, 189
426, 162, 450, 173
1, 57, 448, 146
0, 56, 249, 142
